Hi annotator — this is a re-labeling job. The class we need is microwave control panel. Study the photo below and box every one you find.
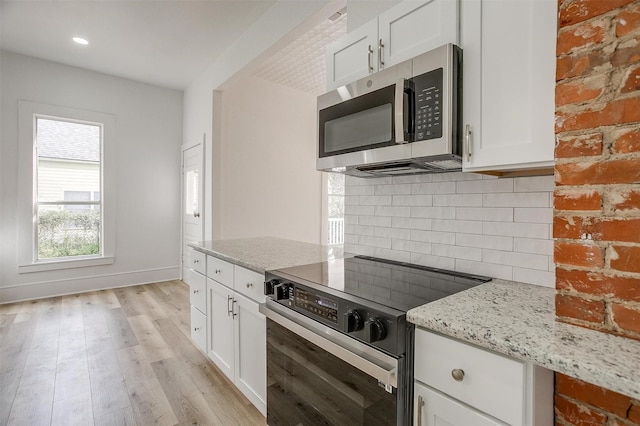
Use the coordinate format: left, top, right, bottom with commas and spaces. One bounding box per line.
413, 67, 443, 142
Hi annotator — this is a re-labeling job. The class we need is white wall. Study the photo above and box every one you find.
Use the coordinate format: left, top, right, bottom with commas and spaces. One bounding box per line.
218, 77, 322, 244
344, 173, 555, 287
0, 51, 183, 303
183, 0, 332, 241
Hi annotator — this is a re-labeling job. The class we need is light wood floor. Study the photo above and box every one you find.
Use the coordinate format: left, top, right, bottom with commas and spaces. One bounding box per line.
0, 280, 266, 426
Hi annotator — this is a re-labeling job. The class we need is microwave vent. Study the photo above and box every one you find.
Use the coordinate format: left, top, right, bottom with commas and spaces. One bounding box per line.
422, 159, 462, 172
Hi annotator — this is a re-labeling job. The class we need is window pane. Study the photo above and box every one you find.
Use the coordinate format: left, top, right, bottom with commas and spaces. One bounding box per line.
64, 190, 91, 210
327, 172, 345, 245
185, 169, 199, 215
36, 119, 101, 203
37, 205, 101, 259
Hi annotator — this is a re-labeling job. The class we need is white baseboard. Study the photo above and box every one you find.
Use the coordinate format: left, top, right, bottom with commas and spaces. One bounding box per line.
0, 266, 181, 304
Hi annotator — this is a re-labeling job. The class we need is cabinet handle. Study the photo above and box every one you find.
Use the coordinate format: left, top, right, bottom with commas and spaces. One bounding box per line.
465, 124, 472, 161
193, 259, 199, 264
378, 39, 384, 69
193, 289, 199, 294
246, 282, 253, 288
215, 269, 221, 274
227, 295, 233, 316
416, 394, 425, 426
193, 327, 200, 332
232, 299, 238, 318
451, 368, 465, 382
368, 44, 374, 73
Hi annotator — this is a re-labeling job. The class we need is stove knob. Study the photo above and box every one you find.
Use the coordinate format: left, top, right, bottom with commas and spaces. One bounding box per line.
344, 309, 363, 332
365, 318, 386, 343
274, 283, 290, 301
264, 279, 280, 295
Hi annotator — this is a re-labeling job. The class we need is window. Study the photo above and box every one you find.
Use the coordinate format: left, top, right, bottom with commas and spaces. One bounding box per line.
18, 101, 115, 272
327, 172, 345, 245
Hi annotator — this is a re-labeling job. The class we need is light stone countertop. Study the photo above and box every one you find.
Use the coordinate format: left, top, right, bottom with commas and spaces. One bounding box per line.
188, 237, 346, 275
407, 279, 640, 400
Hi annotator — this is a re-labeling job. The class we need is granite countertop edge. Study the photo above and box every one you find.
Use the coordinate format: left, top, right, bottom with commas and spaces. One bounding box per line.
407, 279, 640, 400
188, 236, 345, 275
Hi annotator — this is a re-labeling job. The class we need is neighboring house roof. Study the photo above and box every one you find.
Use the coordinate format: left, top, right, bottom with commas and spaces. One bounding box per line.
37, 118, 100, 162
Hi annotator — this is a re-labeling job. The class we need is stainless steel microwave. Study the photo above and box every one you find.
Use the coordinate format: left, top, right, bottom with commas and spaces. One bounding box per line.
317, 43, 462, 177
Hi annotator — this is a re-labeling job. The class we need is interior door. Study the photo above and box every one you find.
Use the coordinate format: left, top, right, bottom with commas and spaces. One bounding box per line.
182, 142, 204, 284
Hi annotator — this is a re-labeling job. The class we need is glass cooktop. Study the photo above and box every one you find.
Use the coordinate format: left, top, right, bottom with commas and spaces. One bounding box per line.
272, 255, 491, 312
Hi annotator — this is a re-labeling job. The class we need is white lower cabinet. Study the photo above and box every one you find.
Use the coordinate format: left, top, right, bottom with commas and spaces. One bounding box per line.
414, 329, 553, 426
206, 265, 267, 416
414, 382, 505, 426
186, 250, 208, 354
190, 305, 207, 352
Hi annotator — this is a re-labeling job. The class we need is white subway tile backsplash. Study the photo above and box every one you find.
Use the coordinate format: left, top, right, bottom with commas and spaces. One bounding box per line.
410, 253, 456, 270
359, 216, 392, 227
375, 184, 411, 195
375, 205, 411, 217
456, 259, 513, 281
359, 195, 393, 206
344, 173, 554, 288
432, 244, 482, 261
513, 237, 554, 256
513, 267, 555, 288
358, 235, 391, 249
483, 221, 550, 239
482, 249, 550, 271
456, 207, 514, 222
456, 178, 514, 194
411, 229, 456, 245
392, 239, 432, 254
513, 175, 555, 192
433, 194, 483, 207
375, 227, 411, 240
483, 192, 551, 208
411, 206, 456, 219
391, 217, 432, 230
514, 208, 553, 224
456, 233, 513, 251
432, 219, 481, 234
411, 181, 456, 194
392, 194, 433, 206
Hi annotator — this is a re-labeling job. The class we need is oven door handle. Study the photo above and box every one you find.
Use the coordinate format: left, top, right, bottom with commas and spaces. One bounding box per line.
259, 300, 398, 390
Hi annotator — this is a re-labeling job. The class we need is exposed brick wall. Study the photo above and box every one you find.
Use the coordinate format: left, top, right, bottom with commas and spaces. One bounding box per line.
555, 0, 640, 425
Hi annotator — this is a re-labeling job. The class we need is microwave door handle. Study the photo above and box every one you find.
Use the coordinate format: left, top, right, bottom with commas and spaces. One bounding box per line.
394, 78, 407, 144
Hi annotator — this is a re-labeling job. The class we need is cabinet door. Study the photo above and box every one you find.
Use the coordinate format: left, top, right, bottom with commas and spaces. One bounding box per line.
379, 0, 458, 69
414, 382, 506, 426
233, 293, 266, 416
326, 19, 378, 91
461, 0, 556, 172
207, 279, 235, 381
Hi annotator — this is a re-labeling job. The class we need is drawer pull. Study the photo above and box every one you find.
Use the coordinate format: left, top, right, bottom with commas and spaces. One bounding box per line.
193, 290, 199, 294
193, 259, 199, 264
246, 282, 253, 288
215, 269, 222, 274
451, 368, 465, 382
193, 327, 200, 332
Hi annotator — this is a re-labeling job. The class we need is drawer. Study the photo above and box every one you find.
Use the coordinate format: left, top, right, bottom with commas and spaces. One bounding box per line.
207, 255, 233, 287
234, 266, 265, 303
414, 329, 525, 426
189, 271, 206, 313
190, 305, 207, 352
190, 250, 206, 275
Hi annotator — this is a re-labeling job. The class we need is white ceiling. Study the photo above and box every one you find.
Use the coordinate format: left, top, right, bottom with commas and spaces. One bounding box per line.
0, 1, 347, 94
0, 1, 276, 89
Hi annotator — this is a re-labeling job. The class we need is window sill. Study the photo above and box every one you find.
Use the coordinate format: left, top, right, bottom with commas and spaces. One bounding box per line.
18, 256, 114, 274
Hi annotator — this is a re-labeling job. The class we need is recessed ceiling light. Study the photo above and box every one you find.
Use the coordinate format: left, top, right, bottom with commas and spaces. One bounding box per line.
72, 37, 89, 45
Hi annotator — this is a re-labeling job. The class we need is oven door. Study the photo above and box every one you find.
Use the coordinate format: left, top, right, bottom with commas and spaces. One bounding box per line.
259, 300, 406, 426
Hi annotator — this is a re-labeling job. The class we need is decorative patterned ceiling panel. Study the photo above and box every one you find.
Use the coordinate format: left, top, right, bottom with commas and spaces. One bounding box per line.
252, 13, 347, 96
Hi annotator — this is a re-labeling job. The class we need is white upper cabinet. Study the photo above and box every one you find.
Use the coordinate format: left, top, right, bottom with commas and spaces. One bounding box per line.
327, 20, 378, 90
461, 0, 557, 172
378, 0, 458, 68
326, 0, 459, 91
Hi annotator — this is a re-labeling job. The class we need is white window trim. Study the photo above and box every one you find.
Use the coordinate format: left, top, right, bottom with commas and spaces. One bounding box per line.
17, 100, 116, 273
